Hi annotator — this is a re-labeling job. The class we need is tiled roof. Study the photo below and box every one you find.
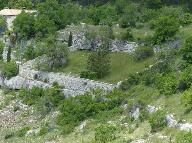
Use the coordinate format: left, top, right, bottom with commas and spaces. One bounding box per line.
0, 9, 36, 16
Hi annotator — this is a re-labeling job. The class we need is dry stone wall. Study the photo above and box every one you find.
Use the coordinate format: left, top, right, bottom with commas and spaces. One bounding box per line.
19, 58, 116, 97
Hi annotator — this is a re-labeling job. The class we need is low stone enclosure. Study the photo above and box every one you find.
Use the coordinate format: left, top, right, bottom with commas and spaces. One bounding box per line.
0, 57, 116, 97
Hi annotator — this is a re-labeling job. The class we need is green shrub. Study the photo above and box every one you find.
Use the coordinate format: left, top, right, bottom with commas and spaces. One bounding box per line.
181, 88, 192, 113
120, 73, 140, 90
39, 123, 50, 136
95, 124, 117, 143
57, 89, 125, 134
181, 36, 192, 64
180, 65, 192, 89
155, 73, 178, 95
16, 126, 30, 137
80, 70, 98, 80
176, 131, 192, 143
121, 28, 134, 41
4, 133, 14, 140
1, 62, 18, 79
139, 108, 149, 122
149, 110, 167, 132
23, 44, 36, 60
133, 46, 154, 61
153, 16, 179, 44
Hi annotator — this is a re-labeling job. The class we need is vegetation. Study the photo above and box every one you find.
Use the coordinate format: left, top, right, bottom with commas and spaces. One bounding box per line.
3, 0, 192, 142
0, 62, 18, 79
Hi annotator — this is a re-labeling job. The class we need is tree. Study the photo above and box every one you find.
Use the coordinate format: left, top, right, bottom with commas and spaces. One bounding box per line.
35, 14, 57, 38
46, 36, 68, 70
153, 16, 179, 44
68, 31, 73, 47
8, 0, 33, 9
87, 41, 111, 78
13, 11, 35, 39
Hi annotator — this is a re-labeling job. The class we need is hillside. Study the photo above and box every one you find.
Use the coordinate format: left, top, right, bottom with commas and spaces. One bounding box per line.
1, 0, 192, 143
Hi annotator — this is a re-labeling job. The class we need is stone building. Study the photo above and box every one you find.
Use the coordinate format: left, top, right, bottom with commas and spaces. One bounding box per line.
0, 8, 36, 30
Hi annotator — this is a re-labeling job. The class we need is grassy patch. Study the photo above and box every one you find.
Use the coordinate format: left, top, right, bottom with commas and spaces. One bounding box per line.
56, 51, 154, 83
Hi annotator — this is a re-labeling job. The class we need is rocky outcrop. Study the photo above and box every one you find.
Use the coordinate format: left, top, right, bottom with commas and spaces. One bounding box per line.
57, 25, 138, 53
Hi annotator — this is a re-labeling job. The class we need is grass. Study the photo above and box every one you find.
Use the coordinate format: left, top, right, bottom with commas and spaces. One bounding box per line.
57, 51, 154, 83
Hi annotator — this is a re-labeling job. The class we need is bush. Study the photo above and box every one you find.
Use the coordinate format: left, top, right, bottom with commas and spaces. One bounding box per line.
176, 131, 192, 143
1, 62, 18, 79
180, 65, 192, 89
57, 89, 125, 134
80, 70, 98, 80
181, 88, 192, 113
120, 73, 140, 90
95, 124, 117, 142
149, 110, 167, 132
155, 73, 178, 95
121, 28, 134, 41
23, 44, 36, 60
134, 46, 154, 61
153, 16, 179, 44
16, 126, 30, 137
181, 36, 192, 64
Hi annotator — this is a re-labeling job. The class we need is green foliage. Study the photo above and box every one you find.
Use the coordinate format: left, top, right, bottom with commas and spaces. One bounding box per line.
180, 65, 192, 89
121, 28, 134, 41
176, 131, 192, 143
68, 31, 73, 47
181, 36, 192, 64
155, 73, 178, 95
57, 89, 126, 134
145, 0, 162, 9
13, 11, 35, 39
0, 41, 4, 60
16, 126, 30, 137
87, 43, 111, 78
23, 44, 36, 60
181, 87, 192, 112
1, 62, 18, 79
35, 14, 57, 38
153, 16, 179, 44
134, 46, 154, 61
119, 3, 137, 28
80, 70, 98, 80
19, 86, 63, 109
7, 0, 33, 9
39, 123, 51, 136
95, 124, 117, 143
120, 73, 140, 90
149, 110, 167, 132
46, 38, 69, 70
